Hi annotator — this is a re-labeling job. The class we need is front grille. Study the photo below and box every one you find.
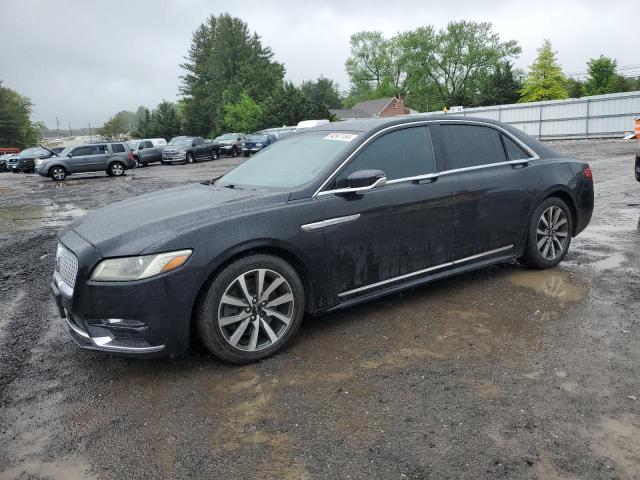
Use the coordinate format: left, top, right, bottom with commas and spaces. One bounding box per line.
56, 243, 78, 288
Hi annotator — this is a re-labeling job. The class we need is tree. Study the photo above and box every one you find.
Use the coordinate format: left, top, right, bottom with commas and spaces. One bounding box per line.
260, 82, 331, 128
583, 56, 621, 96
520, 40, 569, 102
476, 61, 523, 106
224, 93, 263, 132
148, 101, 182, 139
345, 31, 406, 101
400, 21, 521, 108
133, 107, 152, 138
180, 14, 285, 136
565, 78, 584, 98
300, 76, 342, 109
99, 115, 128, 141
0, 81, 40, 148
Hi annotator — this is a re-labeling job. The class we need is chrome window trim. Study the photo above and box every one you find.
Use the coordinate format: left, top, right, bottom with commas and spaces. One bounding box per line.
338, 245, 514, 297
314, 119, 539, 197
301, 214, 361, 231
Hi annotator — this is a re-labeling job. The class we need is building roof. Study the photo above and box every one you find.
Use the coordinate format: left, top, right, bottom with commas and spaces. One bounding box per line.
330, 97, 398, 120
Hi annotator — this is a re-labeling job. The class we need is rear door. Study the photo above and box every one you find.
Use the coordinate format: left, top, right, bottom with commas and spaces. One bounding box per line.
429, 123, 537, 261
138, 140, 154, 163
317, 125, 455, 299
68, 145, 101, 173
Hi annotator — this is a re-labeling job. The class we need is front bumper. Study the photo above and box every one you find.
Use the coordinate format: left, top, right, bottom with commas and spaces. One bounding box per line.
51, 231, 195, 357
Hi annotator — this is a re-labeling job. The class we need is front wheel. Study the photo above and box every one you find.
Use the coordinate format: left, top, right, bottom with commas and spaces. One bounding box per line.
196, 254, 305, 364
108, 162, 125, 177
519, 197, 572, 269
211, 150, 219, 160
231, 147, 239, 158
186, 153, 194, 164
50, 166, 67, 181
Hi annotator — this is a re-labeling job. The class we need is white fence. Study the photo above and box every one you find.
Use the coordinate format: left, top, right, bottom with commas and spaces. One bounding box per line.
420, 91, 640, 139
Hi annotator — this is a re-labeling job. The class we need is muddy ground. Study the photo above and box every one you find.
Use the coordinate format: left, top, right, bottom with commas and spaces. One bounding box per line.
0, 140, 638, 480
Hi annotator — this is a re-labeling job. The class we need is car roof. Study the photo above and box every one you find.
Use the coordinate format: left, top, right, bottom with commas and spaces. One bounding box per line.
308, 115, 555, 158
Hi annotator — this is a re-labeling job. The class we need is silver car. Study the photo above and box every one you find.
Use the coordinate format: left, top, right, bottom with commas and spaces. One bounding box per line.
35, 142, 135, 181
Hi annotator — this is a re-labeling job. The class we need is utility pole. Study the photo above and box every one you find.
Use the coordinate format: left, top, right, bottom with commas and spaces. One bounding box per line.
89, 123, 93, 143
56, 117, 61, 139
68, 122, 72, 138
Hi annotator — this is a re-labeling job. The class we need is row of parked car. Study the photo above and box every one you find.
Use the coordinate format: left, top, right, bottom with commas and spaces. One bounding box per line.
0, 121, 326, 181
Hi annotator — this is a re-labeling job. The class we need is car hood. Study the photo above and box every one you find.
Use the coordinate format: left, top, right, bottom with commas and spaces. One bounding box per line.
68, 183, 288, 256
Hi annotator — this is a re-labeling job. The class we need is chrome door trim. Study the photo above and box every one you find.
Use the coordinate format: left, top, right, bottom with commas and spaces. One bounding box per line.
301, 214, 361, 232
314, 119, 538, 197
337, 244, 514, 297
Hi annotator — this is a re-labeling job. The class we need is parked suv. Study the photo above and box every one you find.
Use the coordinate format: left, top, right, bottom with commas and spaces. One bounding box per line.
8, 146, 57, 173
0, 153, 19, 172
35, 142, 135, 181
214, 133, 245, 157
130, 138, 167, 167
162, 136, 220, 164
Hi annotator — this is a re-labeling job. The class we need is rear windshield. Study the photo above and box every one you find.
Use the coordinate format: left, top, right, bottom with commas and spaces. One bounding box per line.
111, 144, 126, 153
169, 138, 193, 148
219, 131, 359, 189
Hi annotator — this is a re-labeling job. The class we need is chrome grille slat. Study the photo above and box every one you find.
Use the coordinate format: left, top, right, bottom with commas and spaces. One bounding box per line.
56, 244, 78, 288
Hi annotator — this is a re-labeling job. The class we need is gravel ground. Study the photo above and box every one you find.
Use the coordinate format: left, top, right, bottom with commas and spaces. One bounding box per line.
0, 141, 638, 480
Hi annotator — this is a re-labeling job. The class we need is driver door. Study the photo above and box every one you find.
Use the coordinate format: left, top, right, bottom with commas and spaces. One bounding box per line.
316, 126, 455, 299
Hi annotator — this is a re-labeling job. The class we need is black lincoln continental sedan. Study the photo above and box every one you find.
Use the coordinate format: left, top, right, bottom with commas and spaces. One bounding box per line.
51, 116, 594, 363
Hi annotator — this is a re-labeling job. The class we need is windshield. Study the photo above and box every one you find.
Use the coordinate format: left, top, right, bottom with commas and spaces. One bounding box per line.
168, 138, 192, 148
219, 131, 359, 189
129, 141, 140, 149
246, 135, 267, 142
19, 147, 49, 158
216, 134, 237, 141
57, 147, 73, 157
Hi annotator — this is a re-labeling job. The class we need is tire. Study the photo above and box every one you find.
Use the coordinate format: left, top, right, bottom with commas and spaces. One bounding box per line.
50, 166, 67, 181
133, 157, 140, 168
196, 254, 305, 364
232, 147, 239, 158
211, 150, 219, 161
108, 162, 125, 177
242, 151, 249, 157
186, 153, 194, 164
519, 197, 573, 269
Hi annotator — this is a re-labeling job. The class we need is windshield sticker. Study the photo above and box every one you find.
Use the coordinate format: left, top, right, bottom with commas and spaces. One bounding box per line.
323, 133, 358, 142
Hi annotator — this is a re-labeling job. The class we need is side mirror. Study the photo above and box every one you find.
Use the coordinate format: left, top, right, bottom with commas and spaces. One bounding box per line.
67, 153, 72, 158
138, 144, 144, 150
346, 169, 387, 189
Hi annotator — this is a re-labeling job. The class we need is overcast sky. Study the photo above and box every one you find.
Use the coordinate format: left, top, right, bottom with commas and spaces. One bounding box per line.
0, 0, 636, 128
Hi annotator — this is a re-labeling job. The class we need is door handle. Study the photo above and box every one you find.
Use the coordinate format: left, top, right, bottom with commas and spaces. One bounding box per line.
510, 160, 529, 169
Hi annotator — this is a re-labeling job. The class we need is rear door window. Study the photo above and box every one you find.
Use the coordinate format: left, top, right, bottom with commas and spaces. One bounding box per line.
431, 124, 507, 170
501, 134, 531, 160
332, 126, 435, 188
72, 146, 95, 157
111, 144, 125, 153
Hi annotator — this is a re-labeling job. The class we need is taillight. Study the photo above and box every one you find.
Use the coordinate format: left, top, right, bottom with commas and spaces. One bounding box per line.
128, 151, 133, 161
583, 165, 592, 180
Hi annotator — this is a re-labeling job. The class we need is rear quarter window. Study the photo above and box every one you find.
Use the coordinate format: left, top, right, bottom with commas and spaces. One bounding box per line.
502, 134, 531, 160
111, 144, 125, 153
432, 124, 507, 170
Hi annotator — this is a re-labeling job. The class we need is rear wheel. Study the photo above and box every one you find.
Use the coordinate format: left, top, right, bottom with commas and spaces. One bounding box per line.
196, 254, 305, 364
186, 153, 194, 164
108, 162, 125, 177
211, 150, 219, 160
519, 197, 572, 269
133, 156, 140, 168
50, 166, 67, 181
232, 147, 239, 158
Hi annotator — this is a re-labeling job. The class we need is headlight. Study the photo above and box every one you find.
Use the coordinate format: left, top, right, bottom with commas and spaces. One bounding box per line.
256, 143, 262, 147
35, 159, 44, 166
91, 249, 192, 281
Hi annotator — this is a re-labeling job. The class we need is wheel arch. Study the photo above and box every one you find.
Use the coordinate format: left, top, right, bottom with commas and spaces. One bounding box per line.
47, 163, 68, 175
542, 187, 579, 236
190, 239, 315, 335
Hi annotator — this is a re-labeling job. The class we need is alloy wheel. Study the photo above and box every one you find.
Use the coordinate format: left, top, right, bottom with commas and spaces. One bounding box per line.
111, 163, 124, 176
52, 167, 65, 180
536, 206, 569, 260
217, 268, 295, 352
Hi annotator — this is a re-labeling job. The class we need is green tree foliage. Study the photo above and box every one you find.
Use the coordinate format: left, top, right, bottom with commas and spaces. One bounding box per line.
345, 31, 405, 102
0, 81, 40, 148
180, 13, 285, 137
300, 76, 342, 109
148, 101, 182, 139
260, 82, 331, 128
565, 78, 584, 98
519, 40, 569, 102
582, 56, 624, 96
99, 115, 128, 140
224, 93, 263, 132
401, 22, 521, 108
476, 61, 523, 106
344, 22, 520, 111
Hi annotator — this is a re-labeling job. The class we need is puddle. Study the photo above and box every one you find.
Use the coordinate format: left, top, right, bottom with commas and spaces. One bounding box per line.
590, 415, 640, 478
0, 203, 85, 234
502, 269, 583, 302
